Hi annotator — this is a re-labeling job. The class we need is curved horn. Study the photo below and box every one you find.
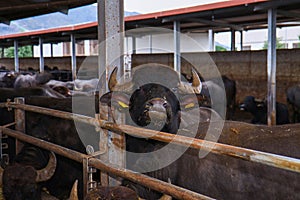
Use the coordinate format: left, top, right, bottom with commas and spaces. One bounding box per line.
108, 67, 134, 92
178, 69, 202, 94
108, 67, 118, 91
35, 151, 57, 182
159, 194, 172, 200
68, 180, 79, 200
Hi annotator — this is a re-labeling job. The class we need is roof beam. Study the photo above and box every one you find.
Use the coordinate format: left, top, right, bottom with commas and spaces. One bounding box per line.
184, 18, 243, 31
0, 16, 10, 25
277, 10, 300, 20
254, 0, 300, 11
0, 0, 93, 12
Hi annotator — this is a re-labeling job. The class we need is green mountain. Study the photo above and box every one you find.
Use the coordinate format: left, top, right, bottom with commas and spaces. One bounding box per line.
0, 4, 139, 35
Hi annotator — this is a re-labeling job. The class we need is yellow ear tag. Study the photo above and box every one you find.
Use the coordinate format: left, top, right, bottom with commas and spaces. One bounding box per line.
185, 103, 195, 109
118, 101, 129, 108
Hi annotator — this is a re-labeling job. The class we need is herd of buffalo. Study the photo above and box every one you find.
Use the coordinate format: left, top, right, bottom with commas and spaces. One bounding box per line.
0, 64, 299, 199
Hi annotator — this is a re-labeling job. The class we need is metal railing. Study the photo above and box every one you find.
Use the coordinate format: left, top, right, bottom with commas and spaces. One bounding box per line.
1, 99, 300, 199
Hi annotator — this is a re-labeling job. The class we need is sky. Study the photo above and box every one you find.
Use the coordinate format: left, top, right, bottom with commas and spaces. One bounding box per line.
124, 0, 227, 13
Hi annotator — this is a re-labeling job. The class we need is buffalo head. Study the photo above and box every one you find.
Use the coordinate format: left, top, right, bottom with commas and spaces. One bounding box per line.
2, 151, 57, 200
100, 64, 202, 134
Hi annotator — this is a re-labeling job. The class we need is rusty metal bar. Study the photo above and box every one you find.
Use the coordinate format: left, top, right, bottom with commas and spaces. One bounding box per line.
0, 126, 212, 200
14, 97, 25, 154
1, 102, 300, 173
82, 157, 89, 199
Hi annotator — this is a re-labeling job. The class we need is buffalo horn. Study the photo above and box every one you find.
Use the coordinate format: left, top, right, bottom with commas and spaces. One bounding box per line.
178, 69, 202, 94
108, 67, 134, 92
35, 151, 57, 182
191, 69, 202, 94
68, 180, 78, 200
138, 194, 172, 200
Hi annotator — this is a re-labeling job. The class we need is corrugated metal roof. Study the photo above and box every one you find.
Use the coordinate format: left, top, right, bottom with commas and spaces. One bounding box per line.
0, 0, 96, 24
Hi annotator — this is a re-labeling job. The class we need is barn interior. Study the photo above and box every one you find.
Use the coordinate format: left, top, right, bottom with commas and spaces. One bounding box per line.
0, 0, 300, 200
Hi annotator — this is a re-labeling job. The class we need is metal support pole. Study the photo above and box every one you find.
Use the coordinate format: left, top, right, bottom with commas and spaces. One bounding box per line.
14, 97, 25, 154
39, 37, 44, 72
240, 30, 243, 51
231, 29, 236, 51
208, 29, 215, 51
31, 45, 34, 57
149, 34, 153, 54
50, 43, 54, 57
14, 40, 19, 72
71, 34, 77, 80
1, 47, 4, 58
267, 8, 277, 126
174, 21, 181, 76
132, 36, 136, 54
98, 0, 125, 186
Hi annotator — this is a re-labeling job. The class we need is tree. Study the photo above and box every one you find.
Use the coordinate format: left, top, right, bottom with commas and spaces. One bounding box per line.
262, 37, 285, 49
216, 45, 227, 51
4, 45, 33, 58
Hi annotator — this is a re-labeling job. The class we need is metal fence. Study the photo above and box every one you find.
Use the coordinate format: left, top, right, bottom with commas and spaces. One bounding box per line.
0, 98, 300, 199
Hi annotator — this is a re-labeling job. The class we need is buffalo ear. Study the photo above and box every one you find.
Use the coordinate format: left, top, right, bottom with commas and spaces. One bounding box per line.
100, 92, 130, 112
99, 92, 113, 105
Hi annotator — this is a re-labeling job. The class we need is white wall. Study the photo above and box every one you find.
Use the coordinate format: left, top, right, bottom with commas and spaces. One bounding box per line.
34, 43, 63, 57
215, 26, 300, 50
125, 32, 209, 54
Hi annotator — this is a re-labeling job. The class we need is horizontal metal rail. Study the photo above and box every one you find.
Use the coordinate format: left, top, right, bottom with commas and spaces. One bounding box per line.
1, 102, 300, 174
0, 126, 212, 200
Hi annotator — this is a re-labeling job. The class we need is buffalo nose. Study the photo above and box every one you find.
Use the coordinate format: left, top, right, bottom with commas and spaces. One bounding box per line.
148, 98, 168, 112
146, 98, 168, 121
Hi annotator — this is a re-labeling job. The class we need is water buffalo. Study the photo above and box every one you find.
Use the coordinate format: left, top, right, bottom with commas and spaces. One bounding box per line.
287, 85, 300, 123
2, 145, 57, 200
100, 64, 300, 199
240, 96, 289, 125
0, 92, 97, 199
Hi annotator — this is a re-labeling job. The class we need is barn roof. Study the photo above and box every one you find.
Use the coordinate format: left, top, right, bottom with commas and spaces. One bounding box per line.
0, 0, 96, 24
1, 0, 300, 47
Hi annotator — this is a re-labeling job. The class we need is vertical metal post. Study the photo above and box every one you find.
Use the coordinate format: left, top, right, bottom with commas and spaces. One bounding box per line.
267, 8, 277, 126
132, 36, 136, 54
98, 0, 125, 186
14, 97, 25, 154
31, 45, 34, 57
50, 43, 54, 57
14, 40, 19, 72
71, 34, 77, 80
1, 47, 4, 58
149, 34, 153, 53
240, 30, 243, 51
231, 29, 236, 51
82, 158, 89, 199
174, 21, 181, 76
208, 29, 215, 51
39, 37, 44, 72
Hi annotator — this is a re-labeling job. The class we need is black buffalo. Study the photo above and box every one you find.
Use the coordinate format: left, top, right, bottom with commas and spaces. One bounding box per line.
100, 64, 300, 200
287, 85, 300, 123
2, 145, 57, 200
0, 90, 98, 199
240, 96, 290, 125
100, 64, 221, 198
